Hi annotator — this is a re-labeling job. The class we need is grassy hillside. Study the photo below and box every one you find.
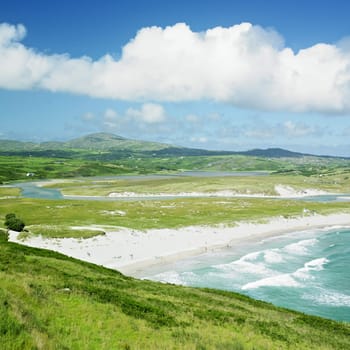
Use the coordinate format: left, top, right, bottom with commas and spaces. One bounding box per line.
1, 132, 350, 183
1, 152, 350, 183
0, 235, 349, 350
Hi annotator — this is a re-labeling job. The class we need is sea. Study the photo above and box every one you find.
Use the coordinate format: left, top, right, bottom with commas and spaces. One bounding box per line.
142, 227, 350, 322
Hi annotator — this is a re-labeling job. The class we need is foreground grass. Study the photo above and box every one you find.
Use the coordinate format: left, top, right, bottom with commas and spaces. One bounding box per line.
45, 172, 350, 196
0, 236, 349, 349
0, 197, 349, 233
23, 225, 105, 239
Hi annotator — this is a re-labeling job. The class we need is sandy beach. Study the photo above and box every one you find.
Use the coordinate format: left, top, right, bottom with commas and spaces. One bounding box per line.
106, 185, 330, 199
8, 212, 350, 276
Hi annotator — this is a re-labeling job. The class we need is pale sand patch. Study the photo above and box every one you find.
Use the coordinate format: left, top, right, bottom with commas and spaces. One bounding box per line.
36, 179, 69, 187
274, 185, 329, 197
107, 186, 331, 199
8, 213, 350, 276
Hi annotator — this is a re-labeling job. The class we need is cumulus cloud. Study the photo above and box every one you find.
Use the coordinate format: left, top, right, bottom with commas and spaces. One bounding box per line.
244, 120, 324, 139
2, 22, 350, 113
81, 112, 95, 121
283, 120, 316, 137
104, 108, 118, 120
190, 136, 208, 144
126, 103, 166, 123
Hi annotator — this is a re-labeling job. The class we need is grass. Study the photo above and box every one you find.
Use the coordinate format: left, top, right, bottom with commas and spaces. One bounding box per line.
43, 171, 350, 196
0, 196, 349, 234
0, 187, 21, 197
0, 237, 349, 349
2, 151, 350, 183
23, 225, 105, 239
0, 156, 138, 183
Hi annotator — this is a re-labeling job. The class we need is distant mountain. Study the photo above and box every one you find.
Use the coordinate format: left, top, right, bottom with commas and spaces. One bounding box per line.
0, 133, 172, 154
241, 148, 306, 158
0, 133, 347, 159
62, 132, 173, 152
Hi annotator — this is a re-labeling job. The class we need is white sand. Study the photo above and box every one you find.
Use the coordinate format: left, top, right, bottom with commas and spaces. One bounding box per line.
8, 212, 350, 276
106, 185, 330, 199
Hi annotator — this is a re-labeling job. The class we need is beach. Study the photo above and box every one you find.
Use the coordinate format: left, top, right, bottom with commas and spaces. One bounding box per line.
8, 212, 350, 276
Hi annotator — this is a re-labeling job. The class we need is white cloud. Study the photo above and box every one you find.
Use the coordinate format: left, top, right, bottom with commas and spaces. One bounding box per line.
102, 108, 119, 128
245, 127, 275, 139
104, 108, 118, 120
283, 120, 315, 137
126, 103, 166, 123
81, 112, 95, 121
190, 136, 208, 143
244, 120, 323, 139
2, 22, 350, 114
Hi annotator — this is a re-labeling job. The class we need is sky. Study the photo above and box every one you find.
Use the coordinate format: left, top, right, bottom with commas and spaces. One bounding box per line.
1, 0, 350, 156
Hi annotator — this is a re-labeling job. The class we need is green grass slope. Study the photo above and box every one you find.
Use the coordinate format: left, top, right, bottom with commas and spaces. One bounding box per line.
0, 235, 349, 349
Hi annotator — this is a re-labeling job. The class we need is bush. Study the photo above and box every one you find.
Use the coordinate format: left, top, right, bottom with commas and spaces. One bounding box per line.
5, 213, 16, 221
4, 214, 25, 232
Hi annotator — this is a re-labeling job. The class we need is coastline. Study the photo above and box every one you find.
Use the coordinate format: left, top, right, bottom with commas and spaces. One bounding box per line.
8, 212, 350, 276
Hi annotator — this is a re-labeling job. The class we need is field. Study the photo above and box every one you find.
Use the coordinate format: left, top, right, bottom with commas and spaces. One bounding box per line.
1, 151, 350, 183
1, 196, 349, 238
44, 171, 350, 196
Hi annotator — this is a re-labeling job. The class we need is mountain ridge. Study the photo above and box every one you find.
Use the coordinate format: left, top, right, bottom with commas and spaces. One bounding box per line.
0, 132, 347, 159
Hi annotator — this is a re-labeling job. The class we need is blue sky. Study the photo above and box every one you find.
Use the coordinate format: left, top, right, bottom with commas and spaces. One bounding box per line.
1, 0, 350, 155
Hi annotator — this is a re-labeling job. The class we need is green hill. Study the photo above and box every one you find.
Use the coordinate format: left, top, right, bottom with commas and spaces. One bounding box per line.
62, 132, 172, 152
0, 133, 172, 153
0, 234, 349, 350
1, 132, 349, 160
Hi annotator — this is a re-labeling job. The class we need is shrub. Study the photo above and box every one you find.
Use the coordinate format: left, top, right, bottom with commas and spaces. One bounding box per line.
5, 213, 16, 221
4, 214, 25, 232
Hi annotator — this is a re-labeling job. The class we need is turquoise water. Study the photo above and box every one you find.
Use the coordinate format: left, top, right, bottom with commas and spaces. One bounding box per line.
14, 182, 63, 199
145, 228, 350, 322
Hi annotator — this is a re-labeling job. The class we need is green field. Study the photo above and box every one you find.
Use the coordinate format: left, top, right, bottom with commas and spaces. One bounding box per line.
44, 171, 350, 196
1, 197, 349, 236
2, 150, 350, 183
1, 235, 349, 350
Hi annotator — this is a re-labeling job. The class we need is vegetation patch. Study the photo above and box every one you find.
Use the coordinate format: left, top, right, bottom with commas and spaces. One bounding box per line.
0, 239, 349, 349
25, 225, 105, 239
0, 197, 349, 233
4, 213, 25, 232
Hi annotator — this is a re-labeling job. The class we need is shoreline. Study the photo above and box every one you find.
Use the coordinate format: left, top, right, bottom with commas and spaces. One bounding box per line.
8, 212, 350, 276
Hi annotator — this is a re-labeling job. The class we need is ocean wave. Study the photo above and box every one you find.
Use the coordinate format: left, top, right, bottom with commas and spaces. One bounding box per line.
283, 238, 318, 255
240, 251, 261, 261
242, 273, 300, 290
304, 290, 350, 307
263, 250, 284, 264
150, 270, 187, 285
214, 260, 272, 276
293, 258, 329, 280
241, 257, 328, 290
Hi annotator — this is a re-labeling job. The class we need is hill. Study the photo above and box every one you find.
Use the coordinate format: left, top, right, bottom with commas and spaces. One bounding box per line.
0, 234, 349, 349
1, 132, 350, 182
0, 132, 318, 159
61, 132, 172, 152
